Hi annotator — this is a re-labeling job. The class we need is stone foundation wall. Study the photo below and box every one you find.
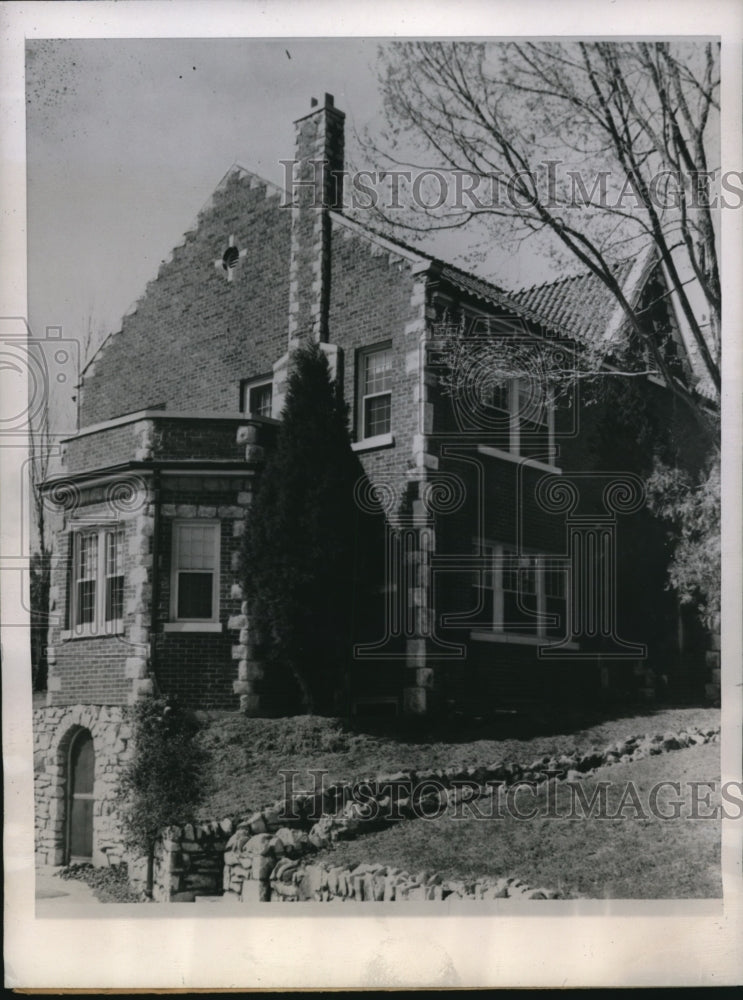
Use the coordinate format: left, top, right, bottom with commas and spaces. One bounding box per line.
34, 704, 133, 866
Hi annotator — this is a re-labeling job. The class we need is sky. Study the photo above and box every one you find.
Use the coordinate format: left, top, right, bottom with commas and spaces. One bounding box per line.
22, 33, 728, 440
26, 39, 384, 376
25, 36, 562, 438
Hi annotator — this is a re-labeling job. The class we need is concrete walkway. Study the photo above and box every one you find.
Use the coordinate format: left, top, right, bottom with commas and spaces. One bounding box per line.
35, 866, 101, 906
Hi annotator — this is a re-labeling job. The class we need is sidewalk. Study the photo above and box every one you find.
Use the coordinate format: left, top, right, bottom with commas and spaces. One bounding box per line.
35, 866, 101, 906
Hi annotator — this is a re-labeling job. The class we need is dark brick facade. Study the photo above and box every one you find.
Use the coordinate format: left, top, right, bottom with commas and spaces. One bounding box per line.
43, 93, 704, 717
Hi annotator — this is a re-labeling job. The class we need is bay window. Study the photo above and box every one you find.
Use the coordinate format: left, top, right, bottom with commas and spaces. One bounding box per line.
69, 527, 124, 635
472, 541, 566, 640
482, 378, 555, 464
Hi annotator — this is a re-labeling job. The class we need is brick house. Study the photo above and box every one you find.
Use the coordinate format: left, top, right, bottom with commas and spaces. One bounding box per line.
34, 94, 709, 866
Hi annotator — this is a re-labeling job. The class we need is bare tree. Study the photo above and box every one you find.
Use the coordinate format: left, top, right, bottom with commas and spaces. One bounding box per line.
371, 41, 721, 627
29, 393, 52, 691
370, 41, 720, 433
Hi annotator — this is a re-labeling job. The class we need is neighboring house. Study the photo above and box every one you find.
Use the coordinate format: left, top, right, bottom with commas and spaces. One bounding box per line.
34, 94, 709, 866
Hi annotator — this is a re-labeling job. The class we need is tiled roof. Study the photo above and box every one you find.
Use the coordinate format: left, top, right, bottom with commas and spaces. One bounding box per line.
339, 213, 714, 396
346, 213, 647, 348
506, 259, 639, 344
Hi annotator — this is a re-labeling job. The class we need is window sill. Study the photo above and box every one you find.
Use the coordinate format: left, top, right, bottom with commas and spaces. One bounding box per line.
471, 630, 578, 650
352, 433, 395, 453
60, 623, 124, 641
163, 622, 223, 633
477, 445, 562, 474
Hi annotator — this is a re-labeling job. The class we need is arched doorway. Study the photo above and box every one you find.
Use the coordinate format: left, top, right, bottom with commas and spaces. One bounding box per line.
66, 729, 94, 863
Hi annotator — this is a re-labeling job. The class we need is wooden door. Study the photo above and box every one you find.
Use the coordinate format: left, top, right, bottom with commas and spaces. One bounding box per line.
67, 730, 94, 862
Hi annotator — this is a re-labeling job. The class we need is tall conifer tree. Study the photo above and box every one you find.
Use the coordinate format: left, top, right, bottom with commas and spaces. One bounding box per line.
242, 342, 361, 714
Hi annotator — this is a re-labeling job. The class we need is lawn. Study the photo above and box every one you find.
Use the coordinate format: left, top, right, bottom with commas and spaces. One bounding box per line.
194, 705, 721, 821
310, 743, 722, 899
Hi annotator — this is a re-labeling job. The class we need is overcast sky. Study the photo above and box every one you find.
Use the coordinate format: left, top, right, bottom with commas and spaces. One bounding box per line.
26, 39, 382, 358
26, 37, 567, 433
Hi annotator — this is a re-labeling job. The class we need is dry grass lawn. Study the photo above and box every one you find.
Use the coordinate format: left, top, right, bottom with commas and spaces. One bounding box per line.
313, 742, 722, 898
195, 705, 720, 820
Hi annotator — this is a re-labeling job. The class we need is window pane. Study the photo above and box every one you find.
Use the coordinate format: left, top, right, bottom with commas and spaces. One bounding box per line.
544, 564, 566, 599
364, 394, 391, 437
105, 529, 124, 575
519, 556, 537, 595
176, 524, 217, 570
364, 349, 392, 394
249, 383, 272, 417
519, 417, 551, 459
504, 590, 538, 633
106, 577, 124, 622
177, 572, 213, 619
76, 580, 96, 625
503, 555, 519, 593
483, 380, 510, 413
79, 533, 97, 579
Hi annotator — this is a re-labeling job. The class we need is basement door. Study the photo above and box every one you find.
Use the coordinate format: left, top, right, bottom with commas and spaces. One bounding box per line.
66, 730, 94, 863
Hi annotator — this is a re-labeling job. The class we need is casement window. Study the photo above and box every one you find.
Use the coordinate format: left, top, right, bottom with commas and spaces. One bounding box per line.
358, 343, 393, 440
482, 378, 555, 464
472, 541, 566, 639
69, 527, 125, 635
241, 377, 273, 418
169, 521, 220, 626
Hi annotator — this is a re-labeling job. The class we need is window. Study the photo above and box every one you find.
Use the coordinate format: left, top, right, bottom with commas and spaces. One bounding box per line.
482, 378, 554, 464
170, 521, 220, 624
241, 377, 273, 418
358, 344, 392, 440
69, 527, 125, 635
472, 541, 566, 639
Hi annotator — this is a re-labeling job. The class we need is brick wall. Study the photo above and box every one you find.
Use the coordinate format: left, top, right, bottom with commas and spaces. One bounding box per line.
64, 416, 260, 472
79, 170, 291, 425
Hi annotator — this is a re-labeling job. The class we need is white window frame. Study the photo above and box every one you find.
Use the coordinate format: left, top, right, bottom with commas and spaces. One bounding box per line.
166, 520, 222, 633
67, 525, 125, 638
472, 540, 569, 644
241, 376, 273, 418
357, 342, 393, 444
507, 379, 555, 463
480, 378, 557, 469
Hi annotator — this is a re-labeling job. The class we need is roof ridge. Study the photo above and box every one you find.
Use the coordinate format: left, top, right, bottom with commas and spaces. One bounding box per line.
512, 258, 633, 297
340, 212, 512, 295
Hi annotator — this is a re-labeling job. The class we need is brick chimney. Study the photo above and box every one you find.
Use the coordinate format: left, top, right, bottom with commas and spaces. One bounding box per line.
287, 93, 345, 346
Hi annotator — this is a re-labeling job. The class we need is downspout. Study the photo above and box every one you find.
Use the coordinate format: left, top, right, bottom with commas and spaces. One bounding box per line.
149, 468, 161, 696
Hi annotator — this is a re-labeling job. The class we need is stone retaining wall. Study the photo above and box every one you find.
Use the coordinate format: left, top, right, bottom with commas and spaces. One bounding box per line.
153, 723, 721, 902
224, 838, 559, 903
128, 821, 232, 902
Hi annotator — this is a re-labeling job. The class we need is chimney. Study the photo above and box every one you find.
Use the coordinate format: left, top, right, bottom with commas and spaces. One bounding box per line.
287, 93, 345, 345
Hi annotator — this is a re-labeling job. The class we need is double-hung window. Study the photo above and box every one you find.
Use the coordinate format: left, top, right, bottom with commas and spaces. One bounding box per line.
169, 521, 221, 628
358, 344, 392, 440
472, 541, 566, 640
69, 527, 125, 635
482, 378, 555, 464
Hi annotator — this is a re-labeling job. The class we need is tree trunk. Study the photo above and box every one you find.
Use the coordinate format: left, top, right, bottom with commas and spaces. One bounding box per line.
145, 841, 155, 900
